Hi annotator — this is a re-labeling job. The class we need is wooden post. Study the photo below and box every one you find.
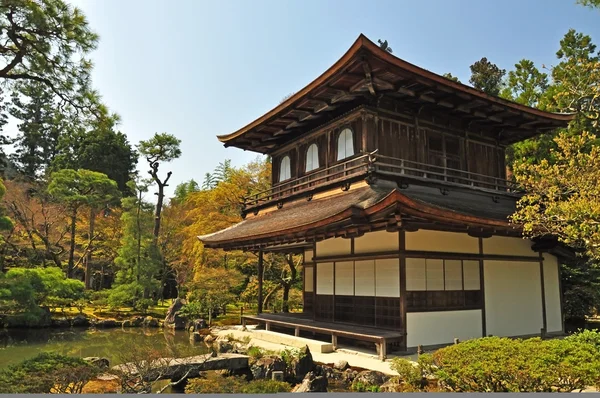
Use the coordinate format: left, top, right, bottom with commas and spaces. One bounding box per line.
539, 252, 547, 336
257, 250, 264, 314
332, 335, 338, 349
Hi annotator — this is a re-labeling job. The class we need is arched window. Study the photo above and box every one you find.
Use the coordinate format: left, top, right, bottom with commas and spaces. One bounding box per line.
279, 155, 291, 182
305, 144, 319, 172
337, 128, 354, 160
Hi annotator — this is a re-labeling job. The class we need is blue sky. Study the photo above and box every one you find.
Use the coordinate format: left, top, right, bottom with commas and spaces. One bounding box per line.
68, 0, 599, 199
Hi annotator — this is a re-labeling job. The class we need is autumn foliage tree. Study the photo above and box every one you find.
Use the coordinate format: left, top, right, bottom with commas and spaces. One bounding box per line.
511, 132, 600, 260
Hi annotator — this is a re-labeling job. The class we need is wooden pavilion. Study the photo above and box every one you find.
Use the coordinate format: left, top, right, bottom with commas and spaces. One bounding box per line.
199, 34, 575, 358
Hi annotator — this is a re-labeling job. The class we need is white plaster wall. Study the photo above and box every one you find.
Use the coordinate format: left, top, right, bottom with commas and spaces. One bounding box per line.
354, 230, 399, 253
354, 260, 375, 296
426, 259, 444, 290
407, 310, 482, 347
316, 262, 333, 295
304, 267, 313, 292
483, 236, 534, 256
335, 261, 354, 295
375, 259, 400, 297
484, 260, 543, 337
406, 258, 426, 291
316, 237, 351, 257
304, 249, 314, 263
405, 230, 479, 253
544, 254, 563, 333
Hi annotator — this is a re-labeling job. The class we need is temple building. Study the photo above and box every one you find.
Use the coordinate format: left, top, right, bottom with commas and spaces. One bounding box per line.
199, 34, 574, 359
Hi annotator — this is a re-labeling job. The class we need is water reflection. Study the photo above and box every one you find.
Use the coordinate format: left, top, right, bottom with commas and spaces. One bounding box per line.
0, 327, 209, 369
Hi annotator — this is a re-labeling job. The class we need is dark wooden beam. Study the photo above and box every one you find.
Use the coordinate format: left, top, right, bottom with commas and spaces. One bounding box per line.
257, 250, 264, 314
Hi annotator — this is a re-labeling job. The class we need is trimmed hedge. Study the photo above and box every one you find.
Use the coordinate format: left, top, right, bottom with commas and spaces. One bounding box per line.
184, 376, 291, 394
431, 336, 600, 392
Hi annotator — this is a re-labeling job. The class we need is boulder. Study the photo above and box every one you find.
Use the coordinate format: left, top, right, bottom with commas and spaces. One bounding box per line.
334, 360, 349, 371
380, 379, 403, 393
143, 316, 159, 328
83, 357, 110, 369
192, 319, 207, 331
71, 314, 90, 327
190, 332, 202, 342
352, 370, 389, 388
204, 335, 215, 344
51, 318, 71, 328
250, 356, 286, 380
215, 340, 233, 354
164, 298, 186, 330
94, 319, 121, 328
290, 345, 315, 382
292, 371, 328, 393
131, 316, 144, 327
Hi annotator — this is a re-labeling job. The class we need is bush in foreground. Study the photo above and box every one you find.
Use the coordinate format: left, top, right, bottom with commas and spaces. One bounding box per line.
0, 352, 99, 393
431, 336, 600, 392
184, 376, 291, 394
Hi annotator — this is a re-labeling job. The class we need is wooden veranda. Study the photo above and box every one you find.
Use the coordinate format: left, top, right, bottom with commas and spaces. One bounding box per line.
242, 313, 405, 360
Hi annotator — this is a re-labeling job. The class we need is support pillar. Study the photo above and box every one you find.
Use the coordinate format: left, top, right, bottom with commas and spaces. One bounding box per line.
258, 250, 264, 314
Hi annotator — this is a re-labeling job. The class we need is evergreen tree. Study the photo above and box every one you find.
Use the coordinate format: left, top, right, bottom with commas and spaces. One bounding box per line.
469, 57, 506, 96
9, 81, 63, 178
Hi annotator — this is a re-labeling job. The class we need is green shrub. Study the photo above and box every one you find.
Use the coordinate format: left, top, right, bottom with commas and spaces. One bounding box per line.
242, 379, 291, 393
184, 376, 247, 394
184, 376, 291, 394
351, 381, 380, 392
432, 336, 600, 392
565, 328, 600, 350
247, 346, 264, 360
390, 358, 423, 388
0, 352, 99, 393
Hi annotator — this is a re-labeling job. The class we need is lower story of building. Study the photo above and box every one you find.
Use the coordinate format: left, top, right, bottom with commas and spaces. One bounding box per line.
302, 229, 563, 349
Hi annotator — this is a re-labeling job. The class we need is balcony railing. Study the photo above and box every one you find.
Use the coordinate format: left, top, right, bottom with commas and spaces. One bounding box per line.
242, 152, 519, 210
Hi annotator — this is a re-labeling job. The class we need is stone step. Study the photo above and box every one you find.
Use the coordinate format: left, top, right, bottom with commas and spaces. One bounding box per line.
250, 329, 334, 353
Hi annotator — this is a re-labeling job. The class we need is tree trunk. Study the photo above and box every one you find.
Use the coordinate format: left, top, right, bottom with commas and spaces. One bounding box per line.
85, 207, 96, 289
282, 254, 298, 313
136, 191, 142, 283
67, 208, 77, 278
153, 183, 164, 243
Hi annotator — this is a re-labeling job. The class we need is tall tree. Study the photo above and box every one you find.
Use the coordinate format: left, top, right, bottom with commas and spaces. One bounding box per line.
52, 117, 137, 194
511, 132, 600, 260
469, 57, 506, 96
137, 133, 181, 243
172, 179, 200, 204
9, 81, 63, 178
577, 0, 600, 9
500, 59, 549, 107
48, 169, 120, 280
0, 0, 99, 111
111, 178, 161, 302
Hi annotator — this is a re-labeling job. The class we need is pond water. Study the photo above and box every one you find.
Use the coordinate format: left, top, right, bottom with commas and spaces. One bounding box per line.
0, 327, 210, 369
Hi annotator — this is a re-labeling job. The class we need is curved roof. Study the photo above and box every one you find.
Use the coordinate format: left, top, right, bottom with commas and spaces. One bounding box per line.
219, 34, 574, 153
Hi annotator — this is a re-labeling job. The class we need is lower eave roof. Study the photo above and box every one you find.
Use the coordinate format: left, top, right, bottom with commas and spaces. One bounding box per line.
198, 183, 519, 250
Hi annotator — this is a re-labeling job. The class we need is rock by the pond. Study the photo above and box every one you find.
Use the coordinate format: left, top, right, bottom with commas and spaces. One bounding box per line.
94, 319, 121, 328
72, 314, 90, 327
131, 316, 144, 327
232, 342, 248, 354
190, 332, 202, 342
164, 298, 186, 330
292, 371, 328, 393
215, 340, 233, 354
192, 319, 207, 331
51, 318, 71, 328
334, 360, 349, 371
143, 316, 159, 328
353, 370, 389, 387
251, 356, 286, 380
83, 356, 110, 369
290, 345, 315, 382
204, 335, 215, 344
380, 379, 403, 392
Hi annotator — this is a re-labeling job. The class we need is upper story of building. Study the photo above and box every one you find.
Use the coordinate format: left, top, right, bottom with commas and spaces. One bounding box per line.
217, 35, 573, 217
